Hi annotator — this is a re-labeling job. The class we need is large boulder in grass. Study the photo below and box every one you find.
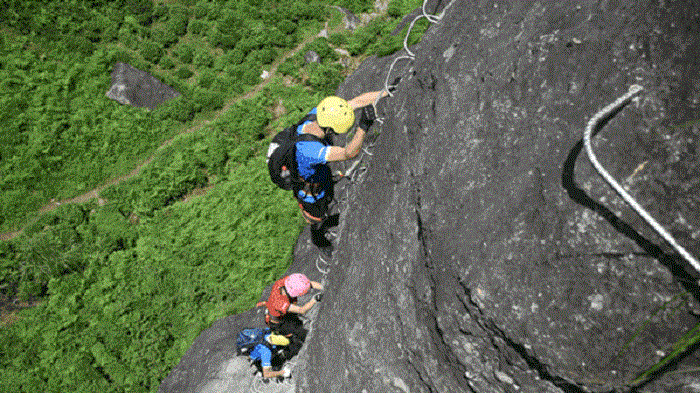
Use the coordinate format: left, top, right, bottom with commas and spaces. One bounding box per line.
105, 62, 180, 110
160, 0, 700, 392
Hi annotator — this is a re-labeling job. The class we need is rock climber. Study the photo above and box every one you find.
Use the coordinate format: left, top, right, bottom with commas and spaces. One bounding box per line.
294, 89, 390, 251
249, 332, 293, 380
258, 273, 323, 347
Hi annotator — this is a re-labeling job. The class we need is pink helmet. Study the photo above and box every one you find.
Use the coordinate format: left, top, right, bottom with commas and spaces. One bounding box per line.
284, 273, 310, 297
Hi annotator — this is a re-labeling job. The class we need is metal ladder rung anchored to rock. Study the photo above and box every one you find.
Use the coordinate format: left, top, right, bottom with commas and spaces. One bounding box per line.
584, 84, 700, 280
375, 0, 451, 107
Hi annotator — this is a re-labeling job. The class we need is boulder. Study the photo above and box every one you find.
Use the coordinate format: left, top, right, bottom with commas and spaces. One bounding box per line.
105, 62, 180, 110
161, 0, 700, 392
331, 6, 360, 31
303, 50, 320, 64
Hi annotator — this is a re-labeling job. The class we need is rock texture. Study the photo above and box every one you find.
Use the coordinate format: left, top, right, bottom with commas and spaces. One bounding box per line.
105, 62, 180, 110
160, 0, 700, 392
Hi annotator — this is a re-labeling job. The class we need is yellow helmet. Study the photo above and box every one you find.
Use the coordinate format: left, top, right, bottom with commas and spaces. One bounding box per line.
317, 96, 355, 134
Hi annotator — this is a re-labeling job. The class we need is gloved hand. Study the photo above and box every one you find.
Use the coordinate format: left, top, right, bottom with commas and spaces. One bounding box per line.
314, 292, 323, 302
388, 76, 401, 93
358, 104, 376, 131
283, 367, 292, 378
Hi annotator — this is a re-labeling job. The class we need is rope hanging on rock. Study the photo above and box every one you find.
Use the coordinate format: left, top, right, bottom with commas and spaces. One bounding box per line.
376, 0, 448, 106
584, 84, 700, 278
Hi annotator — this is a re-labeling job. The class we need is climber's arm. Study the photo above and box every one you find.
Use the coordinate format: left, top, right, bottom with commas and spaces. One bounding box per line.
287, 298, 318, 315
310, 281, 324, 291
347, 90, 388, 109
261, 366, 287, 379
325, 128, 366, 162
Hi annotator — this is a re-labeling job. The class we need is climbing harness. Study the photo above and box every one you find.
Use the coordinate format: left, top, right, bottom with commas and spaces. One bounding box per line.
584, 84, 700, 279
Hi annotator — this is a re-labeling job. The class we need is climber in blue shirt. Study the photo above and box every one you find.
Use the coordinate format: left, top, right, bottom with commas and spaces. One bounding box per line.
294, 91, 389, 250
249, 333, 292, 379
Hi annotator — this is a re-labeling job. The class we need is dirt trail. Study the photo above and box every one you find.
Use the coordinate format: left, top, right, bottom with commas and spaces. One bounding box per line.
0, 25, 346, 242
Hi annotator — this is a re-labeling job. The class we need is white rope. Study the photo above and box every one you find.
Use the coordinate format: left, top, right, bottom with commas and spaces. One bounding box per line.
374, 0, 445, 107
316, 255, 329, 275
344, 158, 362, 178
584, 84, 700, 278
422, 0, 443, 23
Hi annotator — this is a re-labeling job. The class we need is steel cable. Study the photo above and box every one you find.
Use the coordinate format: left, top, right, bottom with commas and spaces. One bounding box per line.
584, 84, 700, 278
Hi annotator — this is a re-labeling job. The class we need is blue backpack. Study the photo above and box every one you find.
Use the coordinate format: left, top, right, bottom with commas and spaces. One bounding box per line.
236, 328, 270, 355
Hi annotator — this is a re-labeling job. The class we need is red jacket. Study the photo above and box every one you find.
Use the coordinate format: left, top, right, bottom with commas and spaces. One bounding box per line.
265, 276, 296, 318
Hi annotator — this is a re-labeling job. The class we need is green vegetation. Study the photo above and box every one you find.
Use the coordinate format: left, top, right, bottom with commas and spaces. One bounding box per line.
0, 0, 433, 391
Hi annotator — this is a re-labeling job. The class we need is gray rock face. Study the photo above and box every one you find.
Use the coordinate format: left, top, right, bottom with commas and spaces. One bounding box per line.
303, 50, 320, 64
160, 1, 700, 392
105, 62, 180, 110
300, 0, 700, 392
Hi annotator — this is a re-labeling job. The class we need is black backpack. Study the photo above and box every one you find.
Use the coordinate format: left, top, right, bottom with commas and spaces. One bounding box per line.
267, 114, 323, 191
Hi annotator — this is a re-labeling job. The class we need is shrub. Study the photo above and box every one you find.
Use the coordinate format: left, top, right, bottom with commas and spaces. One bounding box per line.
332, 0, 375, 14
168, 5, 189, 36
155, 96, 196, 122
152, 26, 179, 47
117, 26, 138, 49
346, 18, 387, 55
211, 74, 240, 95
198, 70, 215, 89
290, 2, 327, 21
193, 49, 214, 68
159, 56, 175, 70
235, 36, 261, 56
329, 32, 348, 46
67, 36, 95, 56
304, 37, 338, 63
229, 64, 261, 86
175, 66, 193, 80
217, 10, 243, 36
174, 43, 194, 63
193, 1, 210, 19
82, 18, 107, 43
253, 47, 276, 65
276, 19, 296, 35
140, 40, 163, 63
102, 23, 119, 42
107, 49, 133, 65
387, 0, 405, 17
127, 0, 153, 25
193, 90, 224, 112
213, 55, 228, 72
261, 27, 286, 48
188, 19, 206, 35
277, 62, 297, 78
306, 63, 343, 95
210, 31, 238, 49
152, 3, 168, 20
227, 48, 245, 65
